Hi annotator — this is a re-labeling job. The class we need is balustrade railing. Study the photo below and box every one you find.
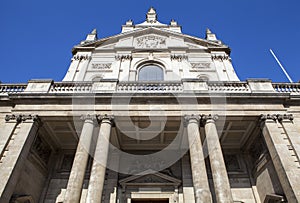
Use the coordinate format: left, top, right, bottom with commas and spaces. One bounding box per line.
49, 82, 92, 93
272, 83, 300, 94
0, 84, 27, 94
117, 81, 183, 92
1, 81, 300, 95
207, 82, 250, 93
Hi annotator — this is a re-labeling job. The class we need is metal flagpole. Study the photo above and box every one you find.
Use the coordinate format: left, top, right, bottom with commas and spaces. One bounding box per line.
270, 49, 293, 83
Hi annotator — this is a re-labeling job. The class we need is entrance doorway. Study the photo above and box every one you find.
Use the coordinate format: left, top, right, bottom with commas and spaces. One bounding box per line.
131, 199, 169, 203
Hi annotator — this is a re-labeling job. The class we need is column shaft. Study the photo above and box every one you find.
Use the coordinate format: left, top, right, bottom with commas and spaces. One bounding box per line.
204, 116, 233, 203
261, 115, 300, 201
86, 116, 113, 203
185, 115, 212, 203
64, 115, 96, 203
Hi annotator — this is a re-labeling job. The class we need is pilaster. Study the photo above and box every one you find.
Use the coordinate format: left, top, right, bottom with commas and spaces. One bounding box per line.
0, 114, 40, 203
260, 114, 300, 202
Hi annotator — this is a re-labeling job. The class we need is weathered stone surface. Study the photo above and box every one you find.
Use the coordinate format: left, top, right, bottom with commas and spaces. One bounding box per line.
63, 116, 96, 203
185, 115, 212, 203
86, 116, 113, 203
204, 115, 233, 203
261, 117, 300, 202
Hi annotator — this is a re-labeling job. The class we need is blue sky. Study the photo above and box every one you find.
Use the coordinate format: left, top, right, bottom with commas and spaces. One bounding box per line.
0, 0, 299, 83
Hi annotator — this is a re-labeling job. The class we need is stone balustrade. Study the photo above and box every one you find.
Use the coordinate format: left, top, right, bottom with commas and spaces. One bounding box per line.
0, 84, 27, 94
117, 81, 183, 92
272, 83, 300, 94
207, 81, 250, 93
1, 81, 300, 95
49, 82, 92, 93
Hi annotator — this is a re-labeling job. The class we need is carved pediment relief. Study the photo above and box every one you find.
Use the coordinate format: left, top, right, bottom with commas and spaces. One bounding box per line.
134, 35, 166, 49
119, 172, 181, 188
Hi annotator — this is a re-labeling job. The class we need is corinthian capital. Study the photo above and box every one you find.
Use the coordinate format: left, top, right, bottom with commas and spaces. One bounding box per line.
260, 114, 277, 122
97, 114, 114, 125
80, 114, 98, 123
5, 114, 40, 124
184, 114, 201, 126
201, 114, 219, 123
277, 114, 294, 122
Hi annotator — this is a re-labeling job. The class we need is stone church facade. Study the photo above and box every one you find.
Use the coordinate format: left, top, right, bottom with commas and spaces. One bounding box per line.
0, 7, 300, 203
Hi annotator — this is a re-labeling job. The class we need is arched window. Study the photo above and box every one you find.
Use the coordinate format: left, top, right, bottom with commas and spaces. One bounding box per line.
138, 64, 164, 81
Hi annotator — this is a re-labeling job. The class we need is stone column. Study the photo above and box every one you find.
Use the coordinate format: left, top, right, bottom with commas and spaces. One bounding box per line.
0, 114, 40, 203
184, 115, 212, 203
203, 114, 233, 203
64, 114, 97, 203
86, 115, 114, 203
261, 114, 300, 202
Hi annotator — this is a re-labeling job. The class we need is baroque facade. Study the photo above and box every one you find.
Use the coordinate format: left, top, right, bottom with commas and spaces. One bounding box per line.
0, 7, 300, 203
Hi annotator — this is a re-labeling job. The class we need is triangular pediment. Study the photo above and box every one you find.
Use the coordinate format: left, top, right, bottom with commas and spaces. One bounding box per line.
74, 27, 228, 53
119, 172, 181, 187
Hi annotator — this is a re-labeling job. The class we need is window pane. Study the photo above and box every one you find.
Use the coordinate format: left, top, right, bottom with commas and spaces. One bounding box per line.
139, 65, 163, 81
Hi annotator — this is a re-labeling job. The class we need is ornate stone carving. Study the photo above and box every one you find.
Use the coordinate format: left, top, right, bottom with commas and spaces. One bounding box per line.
115, 54, 132, 61
260, 114, 293, 123
171, 54, 188, 61
97, 114, 114, 125
201, 114, 219, 123
91, 63, 112, 70
183, 114, 201, 126
5, 114, 39, 123
211, 54, 229, 61
191, 62, 211, 69
260, 114, 278, 122
73, 54, 91, 60
277, 114, 294, 122
135, 35, 166, 49
80, 114, 98, 123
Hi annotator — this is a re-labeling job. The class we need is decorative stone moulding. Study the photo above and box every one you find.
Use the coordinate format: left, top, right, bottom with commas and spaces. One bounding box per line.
211, 54, 229, 61
91, 63, 112, 70
201, 114, 219, 122
97, 114, 115, 127
73, 54, 91, 60
80, 114, 98, 122
191, 63, 211, 69
183, 114, 219, 126
260, 114, 293, 122
276, 114, 294, 122
115, 54, 132, 61
5, 114, 39, 123
135, 35, 166, 49
79, 114, 115, 125
170, 54, 188, 61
